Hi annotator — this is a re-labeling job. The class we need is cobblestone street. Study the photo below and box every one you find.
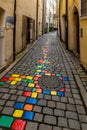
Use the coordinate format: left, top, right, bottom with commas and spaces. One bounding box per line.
0, 32, 87, 130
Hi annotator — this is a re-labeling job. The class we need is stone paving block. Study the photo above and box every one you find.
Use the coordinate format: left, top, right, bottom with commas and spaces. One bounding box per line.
37, 99, 47, 106
52, 95, 60, 101
67, 104, 76, 112
0, 99, 6, 105
58, 117, 68, 127
2, 93, 10, 99
17, 96, 26, 102
9, 89, 17, 94
44, 115, 56, 125
0, 88, 9, 93
16, 90, 23, 95
75, 99, 83, 105
53, 126, 62, 130
2, 107, 14, 115
61, 97, 68, 103
48, 101, 56, 108
79, 115, 87, 123
66, 111, 78, 120
68, 98, 75, 104
39, 124, 52, 130
10, 95, 17, 100
81, 123, 87, 130
56, 102, 66, 110
73, 94, 81, 99
34, 113, 43, 122
72, 89, 79, 94
26, 122, 38, 130
0, 116, 14, 128
6, 101, 15, 107
63, 128, 71, 130
54, 109, 64, 117
69, 119, 80, 130
23, 111, 34, 120
11, 119, 26, 130
43, 107, 53, 115
65, 92, 72, 98
26, 98, 37, 105
44, 95, 51, 100
33, 105, 42, 113
76, 105, 86, 114
38, 93, 44, 99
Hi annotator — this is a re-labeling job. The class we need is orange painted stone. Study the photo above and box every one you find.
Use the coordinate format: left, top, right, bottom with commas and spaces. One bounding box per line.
36, 88, 42, 93
9, 77, 15, 81
24, 104, 33, 111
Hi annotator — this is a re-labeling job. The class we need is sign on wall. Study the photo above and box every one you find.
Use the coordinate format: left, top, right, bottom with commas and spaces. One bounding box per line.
6, 16, 14, 29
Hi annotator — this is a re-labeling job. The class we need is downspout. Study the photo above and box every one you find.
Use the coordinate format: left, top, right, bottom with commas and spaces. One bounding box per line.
42, 0, 44, 34
66, 0, 68, 50
13, 0, 16, 61
36, 0, 38, 39
59, 0, 61, 40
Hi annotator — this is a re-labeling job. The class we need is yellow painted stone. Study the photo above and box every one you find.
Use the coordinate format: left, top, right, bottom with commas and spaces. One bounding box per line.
37, 66, 42, 68
28, 83, 35, 88
51, 91, 57, 95
36, 70, 41, 73
45, 73, 51, 76
10, 81, 17, 85
15, 78, 22, 81
26, 76, 33, 80
13, 110, 23, 117
11, 74, 20, 78
31, 92, 37, 98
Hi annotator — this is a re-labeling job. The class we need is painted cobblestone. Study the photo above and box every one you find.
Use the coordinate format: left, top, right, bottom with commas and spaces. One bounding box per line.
0, 32, 87, 129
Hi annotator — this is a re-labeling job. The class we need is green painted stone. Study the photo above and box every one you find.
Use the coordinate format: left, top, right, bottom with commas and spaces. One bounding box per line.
35, 72, 39, 75
32, 88, 36, 92
56, 74, 62, 77
21, 79, 28, 83
0, 116, 14, 128
27, 80, 34, 83
0, 82, 4, 86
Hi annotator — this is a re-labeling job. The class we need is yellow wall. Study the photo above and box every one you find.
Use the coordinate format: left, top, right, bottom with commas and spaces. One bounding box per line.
16, 0, 37, 54
0, 0, 14, 66
80, 18, 87, 69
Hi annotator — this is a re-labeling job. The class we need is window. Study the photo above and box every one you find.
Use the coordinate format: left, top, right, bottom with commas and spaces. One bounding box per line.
81, 0, 87, 16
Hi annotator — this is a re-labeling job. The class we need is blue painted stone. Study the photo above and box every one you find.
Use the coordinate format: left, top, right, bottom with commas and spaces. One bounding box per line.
58, 91, 65, 97
63, 77, 69, 81
43, 90, 50, 95
23, 111, 34, 120
26, 98, 37, 105
14, 102, 24, 109
39, 72, 44, 75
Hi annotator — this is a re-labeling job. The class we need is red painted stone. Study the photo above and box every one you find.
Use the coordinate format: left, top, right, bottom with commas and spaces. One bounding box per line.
23, 91, 31, 97
1, 77, 8, 82
11, 119, 26, 130
60, 87, 66, 92
52, 74, 56, 76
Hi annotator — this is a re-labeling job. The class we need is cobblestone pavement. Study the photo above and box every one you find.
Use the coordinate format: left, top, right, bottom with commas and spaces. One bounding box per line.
0, 32, 87, 130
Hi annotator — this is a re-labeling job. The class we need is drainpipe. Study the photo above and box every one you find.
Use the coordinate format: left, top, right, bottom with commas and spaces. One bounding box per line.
42, 0, 44, 34
66, 0, 68, 50
13, 0, 16, 61
36, 0, 38, 39
59, 0, 61, 40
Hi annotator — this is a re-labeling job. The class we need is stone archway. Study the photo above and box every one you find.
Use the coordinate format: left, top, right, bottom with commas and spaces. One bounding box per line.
72, 6, 80, 55
0, 7, 5, 67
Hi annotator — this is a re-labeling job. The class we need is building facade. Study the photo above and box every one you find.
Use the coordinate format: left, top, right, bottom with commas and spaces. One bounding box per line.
0, 0, 43, 72
58, 0, 87, 70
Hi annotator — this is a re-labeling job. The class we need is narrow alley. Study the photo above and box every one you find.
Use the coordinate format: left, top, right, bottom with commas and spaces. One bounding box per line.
0, 32, 87, 130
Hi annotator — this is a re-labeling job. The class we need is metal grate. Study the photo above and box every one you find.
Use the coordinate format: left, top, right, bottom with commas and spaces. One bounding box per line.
81, 0, 87, 16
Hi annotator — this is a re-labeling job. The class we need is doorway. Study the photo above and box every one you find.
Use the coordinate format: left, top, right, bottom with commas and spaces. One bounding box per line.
0, 7, 5, 67
72, 6, 80, 54
62, 15, 66, 42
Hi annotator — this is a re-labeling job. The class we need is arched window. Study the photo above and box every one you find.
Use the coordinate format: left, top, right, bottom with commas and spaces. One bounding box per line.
81, 0, 87, 16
